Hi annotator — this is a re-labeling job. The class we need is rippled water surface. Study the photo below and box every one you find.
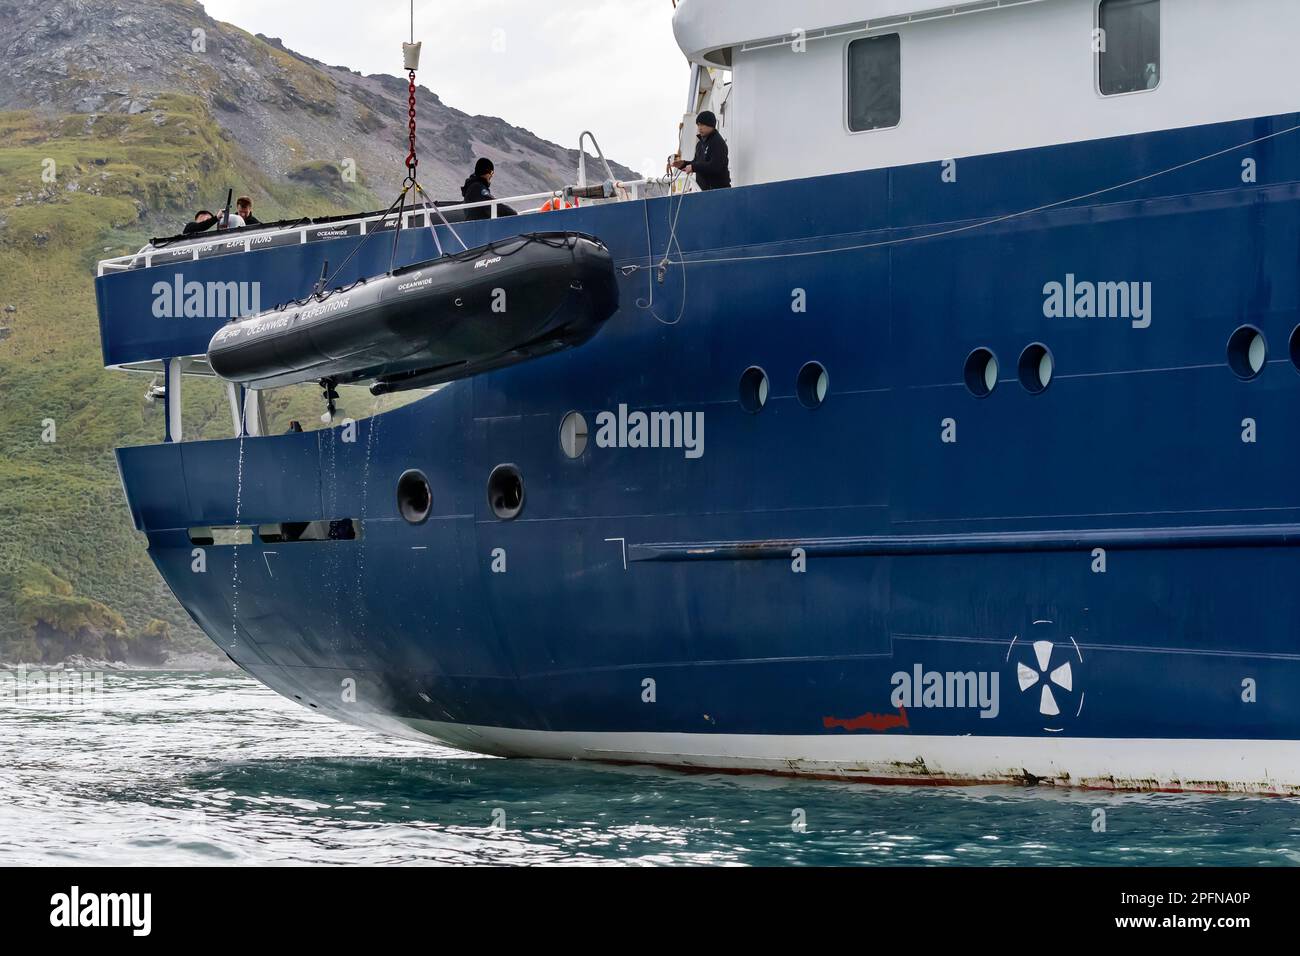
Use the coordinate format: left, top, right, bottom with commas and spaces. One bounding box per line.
3, 672, 1299, 865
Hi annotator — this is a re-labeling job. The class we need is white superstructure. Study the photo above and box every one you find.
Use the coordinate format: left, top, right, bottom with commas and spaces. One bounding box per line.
672, 0, 1300, 185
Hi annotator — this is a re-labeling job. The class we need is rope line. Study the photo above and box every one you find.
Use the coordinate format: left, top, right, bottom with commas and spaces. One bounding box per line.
271, 188, 411, 311
632, 168, 694, 325
657, 121, 1300, 267
413, 181, 470, 252
388, 184, 406, 274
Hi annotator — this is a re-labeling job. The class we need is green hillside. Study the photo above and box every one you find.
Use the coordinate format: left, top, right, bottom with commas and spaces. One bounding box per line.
0, 96, 400, 663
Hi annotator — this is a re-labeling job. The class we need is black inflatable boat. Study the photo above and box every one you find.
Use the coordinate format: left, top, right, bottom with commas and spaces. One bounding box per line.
207, 232, 618, 393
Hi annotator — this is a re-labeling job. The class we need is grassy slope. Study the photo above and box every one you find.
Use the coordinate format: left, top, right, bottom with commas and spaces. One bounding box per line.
0, 96, 406, 659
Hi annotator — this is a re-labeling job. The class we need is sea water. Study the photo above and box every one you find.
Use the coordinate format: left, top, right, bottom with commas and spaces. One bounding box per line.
1, 672, 1297, 866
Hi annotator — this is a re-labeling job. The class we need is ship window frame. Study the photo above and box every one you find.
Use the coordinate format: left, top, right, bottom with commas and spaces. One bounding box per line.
1096, 0, 1162, 98
559, 410, 590, 459
487, 464, 526, 521
396, 470, 433, 526
845, 33, 902, 135
796, 361, 830, 409
1018, 343, 1055, 395
738, 366, 771, 414
963, 348, 1000, 399
1227, 325, 1268, 381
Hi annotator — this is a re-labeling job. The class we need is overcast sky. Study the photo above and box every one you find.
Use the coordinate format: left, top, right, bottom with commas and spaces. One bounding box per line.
201, 0, 690, 176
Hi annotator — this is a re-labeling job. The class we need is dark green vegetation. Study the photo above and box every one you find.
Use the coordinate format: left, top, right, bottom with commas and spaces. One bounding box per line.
0, 98, 395, 664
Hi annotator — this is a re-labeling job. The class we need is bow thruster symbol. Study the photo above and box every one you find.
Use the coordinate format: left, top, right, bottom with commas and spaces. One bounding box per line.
1017, 640, 1074, 716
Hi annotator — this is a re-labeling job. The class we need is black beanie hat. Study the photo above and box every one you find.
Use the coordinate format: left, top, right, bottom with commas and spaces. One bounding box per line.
696, 110, 717, 129
474, 157, 495, 176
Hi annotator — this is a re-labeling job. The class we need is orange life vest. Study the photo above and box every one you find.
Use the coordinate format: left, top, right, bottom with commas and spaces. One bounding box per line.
539, 197, 579, 212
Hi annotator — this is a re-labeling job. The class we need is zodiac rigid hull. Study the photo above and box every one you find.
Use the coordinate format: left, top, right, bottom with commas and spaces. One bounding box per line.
99, 0, 1300, 791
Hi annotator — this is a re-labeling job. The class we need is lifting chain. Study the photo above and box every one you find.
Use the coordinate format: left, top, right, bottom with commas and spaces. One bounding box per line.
404, 69, 419, 187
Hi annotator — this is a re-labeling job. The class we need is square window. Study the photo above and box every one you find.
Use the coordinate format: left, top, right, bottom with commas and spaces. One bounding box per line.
1099, 0, 1160, 96
848, 34, 901, 132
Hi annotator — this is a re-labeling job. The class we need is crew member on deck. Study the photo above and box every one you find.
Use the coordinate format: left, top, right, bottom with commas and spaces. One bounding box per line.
182, 208, 243, 235
672, 110, 731, 190
182, 210, 217, 235
236, 196, 261, 226
461, 158, 518, 221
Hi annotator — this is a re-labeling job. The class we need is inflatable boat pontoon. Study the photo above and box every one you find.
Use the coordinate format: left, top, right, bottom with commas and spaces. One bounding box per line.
207, 231, 618, 394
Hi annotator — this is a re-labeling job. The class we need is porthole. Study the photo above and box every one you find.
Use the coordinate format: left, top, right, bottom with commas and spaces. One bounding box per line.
1290, 325, 1300, 374
739, 366, 770, 413
396, 469, 432, 525
559, 411, 589, 458
963, 348, 999, 398
1018, 343, 1054, 394
487, 464, 525, 521
1227, 325, 1267, 380
796, 361, 829, 409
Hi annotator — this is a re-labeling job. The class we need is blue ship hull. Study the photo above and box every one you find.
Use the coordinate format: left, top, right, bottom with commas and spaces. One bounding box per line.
105, 111, 1300, 791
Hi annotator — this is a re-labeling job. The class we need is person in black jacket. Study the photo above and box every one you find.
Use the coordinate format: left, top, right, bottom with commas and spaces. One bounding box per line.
182, 210, 217, 236
461, 158, 518, 221
672, 110, 731, 190
181, 208, 244, 235
236, 196, 261, 226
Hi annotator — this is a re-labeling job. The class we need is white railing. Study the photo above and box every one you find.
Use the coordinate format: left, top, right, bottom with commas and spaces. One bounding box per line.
577, 131, 618, 187
96, 180, 652, 276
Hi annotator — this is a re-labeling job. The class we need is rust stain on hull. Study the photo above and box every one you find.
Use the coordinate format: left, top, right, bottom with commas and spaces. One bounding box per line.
823, 707, 910, 733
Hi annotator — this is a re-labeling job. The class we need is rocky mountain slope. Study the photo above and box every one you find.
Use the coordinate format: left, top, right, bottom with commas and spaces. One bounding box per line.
0, 0, 637, 206
0, 0, 637, 667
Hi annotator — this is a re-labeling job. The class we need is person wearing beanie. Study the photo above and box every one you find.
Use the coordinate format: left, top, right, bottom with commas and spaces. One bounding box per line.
461, 157, 518, 221
671, 110, 731, 190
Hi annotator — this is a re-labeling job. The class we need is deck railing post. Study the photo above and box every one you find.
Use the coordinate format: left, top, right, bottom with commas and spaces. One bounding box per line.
164, 356, 184, 443
226, 382, 247, 438
243, 388, 265, 437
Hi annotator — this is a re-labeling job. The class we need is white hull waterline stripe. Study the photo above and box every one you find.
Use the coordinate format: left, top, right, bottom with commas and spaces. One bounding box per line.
401, 720, 1300, 794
